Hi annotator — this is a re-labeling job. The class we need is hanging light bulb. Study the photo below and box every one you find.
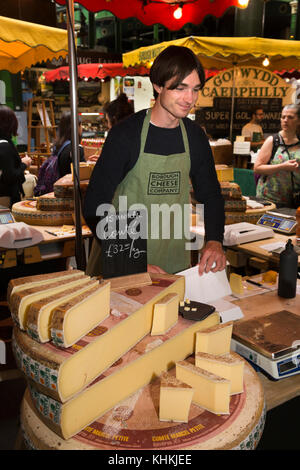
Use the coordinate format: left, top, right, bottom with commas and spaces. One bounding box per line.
262, 57, 270, 67
173, 5, 183, 19
238, 0, 249, 7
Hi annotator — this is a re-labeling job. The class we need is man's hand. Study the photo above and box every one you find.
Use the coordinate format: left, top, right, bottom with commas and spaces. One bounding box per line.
147, 264, 167, 274
198, 240, 226, 276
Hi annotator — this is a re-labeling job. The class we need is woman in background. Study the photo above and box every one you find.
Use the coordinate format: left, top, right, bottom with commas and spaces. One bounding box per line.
103, 93, 134, 130
54, 111, 86, 177
0, 105, 31, 207
255, 104, 300, 208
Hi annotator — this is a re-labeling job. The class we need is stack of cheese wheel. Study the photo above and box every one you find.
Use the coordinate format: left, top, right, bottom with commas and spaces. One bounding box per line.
9, 270, 265, 450
12, 174, 89, 226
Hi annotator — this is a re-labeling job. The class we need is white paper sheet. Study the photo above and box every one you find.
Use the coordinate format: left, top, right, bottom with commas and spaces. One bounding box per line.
176, 265, 243, 323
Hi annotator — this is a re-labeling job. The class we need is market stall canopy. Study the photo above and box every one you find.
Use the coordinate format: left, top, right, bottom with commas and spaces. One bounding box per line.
54, 0, 244, 31
0, 16, 68, 73
122, 35, 300, 72
44, 62, 150, 82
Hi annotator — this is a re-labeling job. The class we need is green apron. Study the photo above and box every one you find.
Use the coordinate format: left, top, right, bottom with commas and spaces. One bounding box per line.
86, 109, 191, 276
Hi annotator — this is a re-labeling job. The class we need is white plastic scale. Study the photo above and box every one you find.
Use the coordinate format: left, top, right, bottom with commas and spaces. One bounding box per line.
231, 310, 300, 380
256, 208, 297, 234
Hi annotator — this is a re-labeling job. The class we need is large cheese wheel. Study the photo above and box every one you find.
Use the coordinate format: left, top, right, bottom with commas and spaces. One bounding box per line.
225, 202, 276, 225
53, 175, 89, 199
36, 193, 74, 212
20, 357, 266, 450
12, 200, 73, 226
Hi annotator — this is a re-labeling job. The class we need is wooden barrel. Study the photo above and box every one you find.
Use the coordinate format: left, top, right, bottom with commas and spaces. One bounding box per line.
20, 358, 266, 450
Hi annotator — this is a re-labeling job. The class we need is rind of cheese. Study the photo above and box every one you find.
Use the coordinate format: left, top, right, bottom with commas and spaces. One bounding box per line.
26, 312, 220, 439
176, 360, 230, 415
195, 352, 244, 395
50, 281, 110, 348
195, 322, 233, 355
229, 273, 244, 295
12, 275, 187, 403
10, 274, 88, 330
26, 279, 100, 343
7, 270, 83, 304
159, 372, 194, 423
151, 293, 179, 336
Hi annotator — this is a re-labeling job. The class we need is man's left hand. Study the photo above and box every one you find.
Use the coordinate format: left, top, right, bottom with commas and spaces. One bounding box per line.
198, 240, 226, 276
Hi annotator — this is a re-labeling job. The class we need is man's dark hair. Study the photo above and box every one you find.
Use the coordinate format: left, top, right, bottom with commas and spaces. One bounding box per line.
149, 46, 205, 99
252, 107, 264, 117
0, 105, 18, 139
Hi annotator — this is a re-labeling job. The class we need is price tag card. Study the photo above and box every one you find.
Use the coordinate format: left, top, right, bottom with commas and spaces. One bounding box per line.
100, 210, 147, 279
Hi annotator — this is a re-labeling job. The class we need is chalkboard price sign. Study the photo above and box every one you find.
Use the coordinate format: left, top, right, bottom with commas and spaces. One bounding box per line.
100, 210, 147, 279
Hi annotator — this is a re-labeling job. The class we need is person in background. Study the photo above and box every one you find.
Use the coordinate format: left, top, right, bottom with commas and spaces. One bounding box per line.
254, 104, 300, 208
103, 93, 134, 131
84, 46, 226, 277
0, 105, 31, 208
241, 107, 265, 150
54, 111, 86, 177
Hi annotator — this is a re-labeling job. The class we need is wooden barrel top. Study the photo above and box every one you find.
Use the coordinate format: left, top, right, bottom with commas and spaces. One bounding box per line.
20, 356, 265, 451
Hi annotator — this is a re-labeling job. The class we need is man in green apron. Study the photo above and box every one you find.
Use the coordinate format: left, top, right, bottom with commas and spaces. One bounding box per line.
84, 46, 226, 276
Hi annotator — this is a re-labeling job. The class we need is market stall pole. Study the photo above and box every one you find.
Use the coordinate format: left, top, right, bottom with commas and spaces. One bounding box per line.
65, 0, 86, 271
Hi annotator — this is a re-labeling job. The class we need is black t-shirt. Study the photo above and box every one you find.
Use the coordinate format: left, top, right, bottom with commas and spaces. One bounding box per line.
83, 109, 225, 243
57, 143, 85, 177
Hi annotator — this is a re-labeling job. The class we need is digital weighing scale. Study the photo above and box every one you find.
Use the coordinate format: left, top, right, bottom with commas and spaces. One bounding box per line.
0, 205, 15, 224
231, 310, 300, 380
256, 207, 297, 234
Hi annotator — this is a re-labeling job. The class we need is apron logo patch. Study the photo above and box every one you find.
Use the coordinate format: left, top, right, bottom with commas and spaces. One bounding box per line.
148, 172, 181, 195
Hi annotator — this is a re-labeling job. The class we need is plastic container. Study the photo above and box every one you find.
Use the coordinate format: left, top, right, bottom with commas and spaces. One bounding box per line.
278, 239, 298, 299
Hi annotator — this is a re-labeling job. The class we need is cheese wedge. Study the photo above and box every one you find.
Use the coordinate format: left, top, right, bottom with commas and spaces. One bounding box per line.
176, 360, 230, 415
7, 270, 84, 303
159, 372, 194, 423
151, 293, 179, 335
26, 311, 220, 439
195, 352, 244, 395
12, 273, 187, 402
195, 322, 233, 355
10, 274, 88, 330
229, 273, 244, 295
50, 281, 110, 348
26, 278, 101, 343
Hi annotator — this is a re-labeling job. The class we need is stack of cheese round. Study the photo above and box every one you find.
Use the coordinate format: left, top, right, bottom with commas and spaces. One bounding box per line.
53, 174, 89, 199
12, 199, 74, 226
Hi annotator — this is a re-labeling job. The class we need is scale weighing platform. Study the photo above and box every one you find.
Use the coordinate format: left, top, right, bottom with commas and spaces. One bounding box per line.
0, 205, 14, 225
231, 310, 300, 380
257, 207, 297, 234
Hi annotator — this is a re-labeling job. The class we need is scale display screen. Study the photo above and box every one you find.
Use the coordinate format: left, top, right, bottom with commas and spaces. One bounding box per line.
0, 211, 14, 224
257, 213, 296, 234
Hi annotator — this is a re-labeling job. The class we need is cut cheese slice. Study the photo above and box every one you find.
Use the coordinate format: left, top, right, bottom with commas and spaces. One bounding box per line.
50, 281, 110, 348
10, 274, 88, 330
195, 322, 233, 355
159, 371, 194, 423
7, 270, 84, 303
26, 311, 220, 439
151, 293, 179, 335
26, 279, 101, 343
195, 352, 244, 395
176, 360, 230, 415
12, 273, 187, 402
229, 273, 244, 295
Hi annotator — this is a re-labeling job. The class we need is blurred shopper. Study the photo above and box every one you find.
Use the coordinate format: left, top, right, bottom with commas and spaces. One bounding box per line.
254, 104, 300, 208
0, 105, 31, 207
104, 93, 134, 130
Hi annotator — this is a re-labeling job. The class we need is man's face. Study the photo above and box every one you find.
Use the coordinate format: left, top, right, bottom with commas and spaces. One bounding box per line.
154, 70, 202, 120
254, 109, 264, 124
